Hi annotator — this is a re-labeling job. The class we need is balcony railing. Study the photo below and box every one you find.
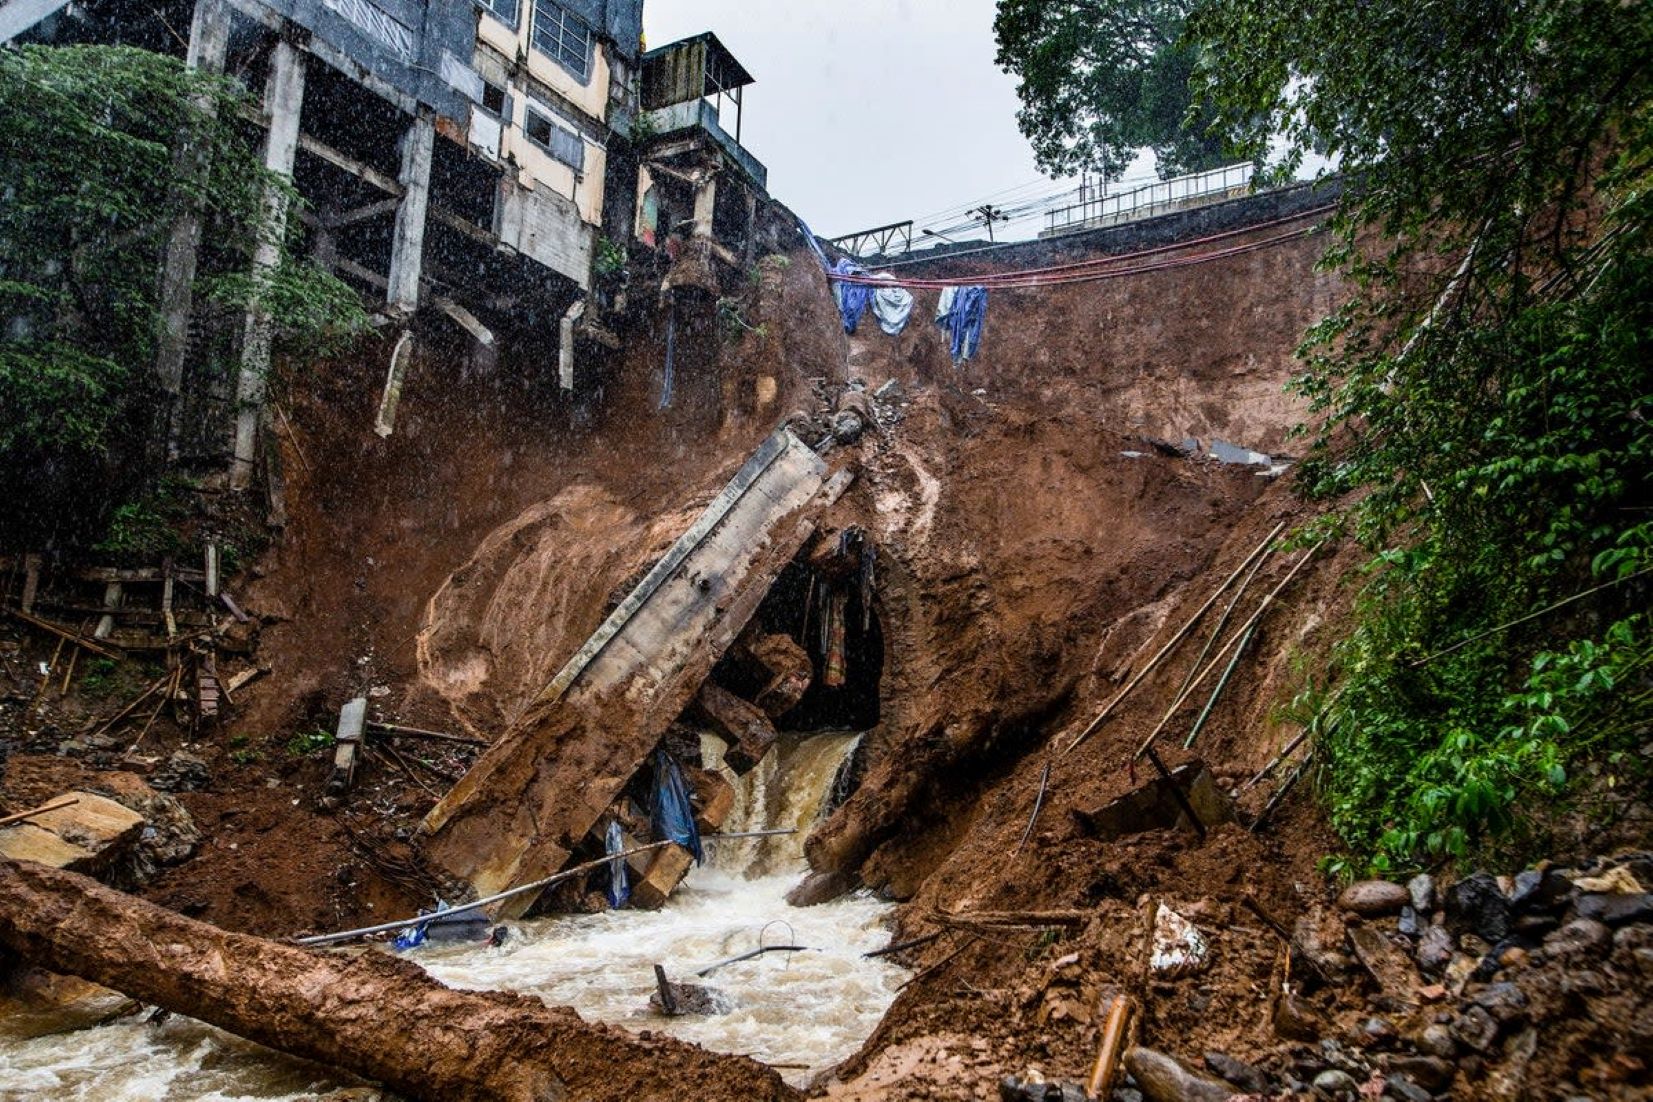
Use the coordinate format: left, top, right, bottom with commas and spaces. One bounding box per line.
1043, 162, 1255, 236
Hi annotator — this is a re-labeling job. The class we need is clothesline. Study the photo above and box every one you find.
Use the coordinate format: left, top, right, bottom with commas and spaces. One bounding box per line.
822, 204, 1335, 290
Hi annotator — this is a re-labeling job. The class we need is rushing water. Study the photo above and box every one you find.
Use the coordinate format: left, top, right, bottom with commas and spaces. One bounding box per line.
0, 732, 904, 1099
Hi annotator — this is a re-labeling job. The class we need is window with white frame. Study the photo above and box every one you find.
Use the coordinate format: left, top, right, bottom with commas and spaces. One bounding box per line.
524, 105, 586, 172
531, 2, 593, 82
474, 0, 519, 29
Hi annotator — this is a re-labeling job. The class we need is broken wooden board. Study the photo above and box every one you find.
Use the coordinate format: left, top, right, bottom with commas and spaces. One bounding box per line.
421, 429, 851, 916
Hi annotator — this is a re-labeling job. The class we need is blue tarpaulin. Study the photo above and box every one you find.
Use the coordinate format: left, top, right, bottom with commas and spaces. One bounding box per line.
605, 819, 631, 908
650, 751, 703, 864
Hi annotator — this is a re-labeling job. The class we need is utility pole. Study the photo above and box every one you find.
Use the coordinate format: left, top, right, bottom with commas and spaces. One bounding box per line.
974, 204, 1010, 242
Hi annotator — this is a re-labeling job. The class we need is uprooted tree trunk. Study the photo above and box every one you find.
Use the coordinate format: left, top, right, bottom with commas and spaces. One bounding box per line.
0, 858, 797, 1102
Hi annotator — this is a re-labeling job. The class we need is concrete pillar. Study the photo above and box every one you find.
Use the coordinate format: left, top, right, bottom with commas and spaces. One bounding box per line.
230, 38, 306, 490
154, 0, 231, 464
386, 114, 434, 314
559, 298, 584, 391
692, 175, 717, 238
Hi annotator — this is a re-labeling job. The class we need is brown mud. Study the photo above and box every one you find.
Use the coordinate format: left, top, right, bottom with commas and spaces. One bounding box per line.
3, 193, 1647, 1100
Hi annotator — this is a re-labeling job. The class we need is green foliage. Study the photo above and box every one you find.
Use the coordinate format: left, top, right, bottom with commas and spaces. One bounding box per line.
1187, 0, 1653, 869
96, 477, 195, 557
594, 235, 627, 277
78, 658, 121, 697
993, 0, 1228, 179
285, 728, 333, 757
0, 45, 367, 551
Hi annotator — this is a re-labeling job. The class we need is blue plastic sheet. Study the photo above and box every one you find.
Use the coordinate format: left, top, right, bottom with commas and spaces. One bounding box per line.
605, 819, 631, 908
649, 750, 703, 864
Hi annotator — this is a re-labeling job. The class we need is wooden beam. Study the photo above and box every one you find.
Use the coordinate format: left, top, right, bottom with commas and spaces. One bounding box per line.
325, 197, 403, 227
296, 133, 404, 197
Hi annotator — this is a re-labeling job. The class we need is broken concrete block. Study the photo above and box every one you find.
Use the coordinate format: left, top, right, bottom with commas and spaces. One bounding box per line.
1074, 761, 1235, 840
0, 792, 144, 880
693, 682, 780, 775
1209, 439, 1273, 467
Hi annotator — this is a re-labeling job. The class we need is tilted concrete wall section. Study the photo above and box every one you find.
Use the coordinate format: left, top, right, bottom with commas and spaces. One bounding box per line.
422, 428, 847, 916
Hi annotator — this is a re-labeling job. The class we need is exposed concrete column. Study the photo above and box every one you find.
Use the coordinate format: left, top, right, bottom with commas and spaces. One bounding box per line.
559, 298, 585, 391
692, 175, 718, 238
386, 114, 434, 314
153, 0, 231, 464
230, 38, 306, 490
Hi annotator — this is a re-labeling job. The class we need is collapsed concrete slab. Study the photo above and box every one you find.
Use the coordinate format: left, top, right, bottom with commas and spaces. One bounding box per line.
0, 792, 144, 878
422, 428, 853, 916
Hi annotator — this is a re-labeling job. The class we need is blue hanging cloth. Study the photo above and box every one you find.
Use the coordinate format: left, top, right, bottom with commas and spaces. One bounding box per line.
831, 258, 873, 334
649, 750, 703, 865
605, 819, 631, 908
937, 285, 989, 363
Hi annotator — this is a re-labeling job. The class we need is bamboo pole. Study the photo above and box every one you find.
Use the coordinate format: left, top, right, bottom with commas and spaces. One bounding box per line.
1015, 760, 1052, 853
1135, 545, 1318, 759
367, 721, 489, 747
294, 829, 798, 946
1086, 995, 1135, 1100
1173, 543, 1271, 705
1065, 521, 1284, 754
0, 798, 80, 828
1183, 622, 1256, 749
7, 608, 119, 659
90, 672, 172, 740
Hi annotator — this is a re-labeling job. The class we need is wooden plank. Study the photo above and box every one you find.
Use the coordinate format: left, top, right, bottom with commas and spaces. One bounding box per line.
6, 609, 119, 659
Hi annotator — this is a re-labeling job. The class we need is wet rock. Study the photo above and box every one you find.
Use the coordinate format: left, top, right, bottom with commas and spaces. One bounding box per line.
1311, 1069, 1358, 1098
1452, 1004, 1500, 1052
1358, 1016, 1398, 1048
1508, 869, 1544, 912
1385, 1074, 1433, 1102
1407, 874, 1436, 913
1000, 1074, 1087, 1102
1203, 1052, 1266, 1093
786, 869, 854, 907
1397, 906, 1421, 937
1390, 1055, 1455, 1093
1576, 892, 1653, 926
1472, 981, 1528, 1025
1123, 1048, 1235, 1102
1348, 925, 1420, 997
1339, 880, 1410, 916
1444, 873, 1511, 941
150, 750, 209, 793
1273, 991, 1327, 1042
1415, 925, 1454, 972
1417, 1022, 1456, 1059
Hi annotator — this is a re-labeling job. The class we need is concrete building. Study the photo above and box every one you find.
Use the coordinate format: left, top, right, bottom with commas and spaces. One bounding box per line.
0, 0, 771, 476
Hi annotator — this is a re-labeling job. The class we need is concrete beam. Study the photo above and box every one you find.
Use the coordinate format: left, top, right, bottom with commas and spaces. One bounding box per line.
0, 0, 71, 43
230, 38, 306, 490
386, 115, 434, 314
154, 0, 231, 464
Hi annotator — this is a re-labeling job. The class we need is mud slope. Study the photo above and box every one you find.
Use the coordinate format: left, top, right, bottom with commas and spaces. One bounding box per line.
135, 250, 846, 934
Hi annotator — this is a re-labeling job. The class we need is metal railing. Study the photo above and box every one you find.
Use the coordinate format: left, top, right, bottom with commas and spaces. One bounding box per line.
1043, 162, 1255, 236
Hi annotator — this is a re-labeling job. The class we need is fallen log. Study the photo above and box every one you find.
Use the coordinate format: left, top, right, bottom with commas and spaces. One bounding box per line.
0, 857, 797, 1102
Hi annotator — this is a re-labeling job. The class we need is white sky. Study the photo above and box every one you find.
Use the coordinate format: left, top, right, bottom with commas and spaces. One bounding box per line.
641, 0, 1079, 242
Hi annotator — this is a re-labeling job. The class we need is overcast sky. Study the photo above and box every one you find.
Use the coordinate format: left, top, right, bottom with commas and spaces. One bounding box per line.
641, 0, 1083, 242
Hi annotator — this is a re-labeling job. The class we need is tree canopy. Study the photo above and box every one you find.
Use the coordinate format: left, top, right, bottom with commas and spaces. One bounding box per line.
0, 45, 366, 551
1186, 0, 1653, 868
993, 0, 1227, 180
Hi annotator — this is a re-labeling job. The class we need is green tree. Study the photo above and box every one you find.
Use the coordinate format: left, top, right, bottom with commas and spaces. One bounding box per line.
1188, 0, 1653, 867
0, 44, 367, 551
993, 0, 1228, 180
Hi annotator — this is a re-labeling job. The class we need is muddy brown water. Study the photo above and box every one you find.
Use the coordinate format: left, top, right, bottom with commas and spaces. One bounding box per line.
0, 733, 905, 1098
